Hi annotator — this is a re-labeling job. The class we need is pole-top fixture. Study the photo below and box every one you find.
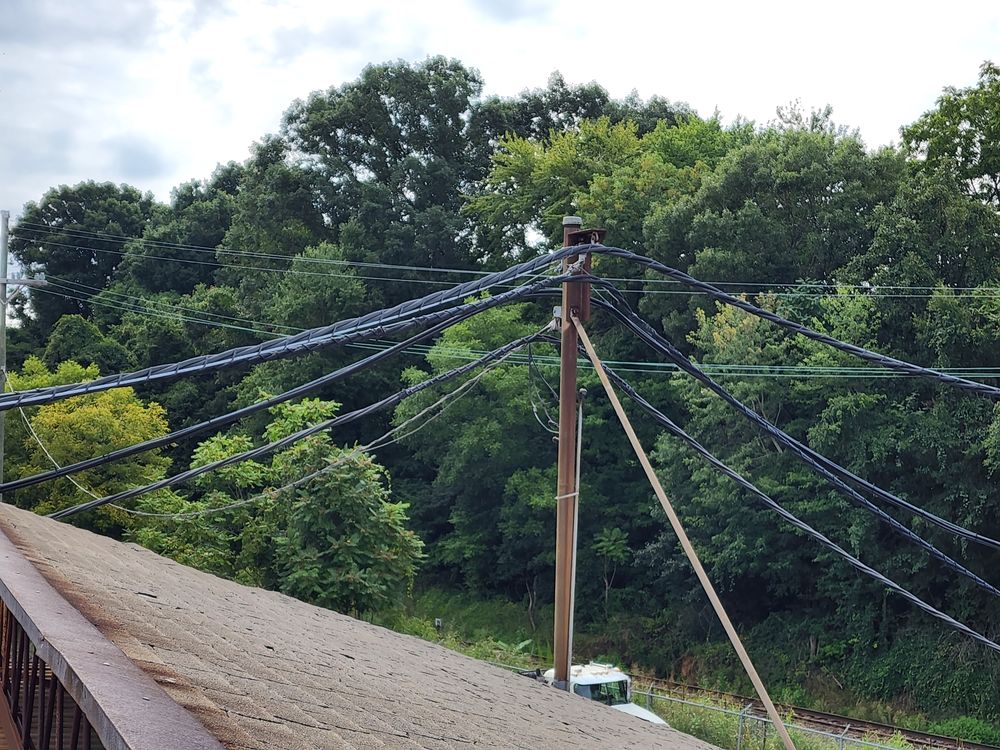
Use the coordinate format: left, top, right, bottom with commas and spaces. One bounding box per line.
562, 215, 582, 227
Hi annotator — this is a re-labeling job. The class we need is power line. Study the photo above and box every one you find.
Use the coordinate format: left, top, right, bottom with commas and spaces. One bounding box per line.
591, 297, 1000, 555
0, 249, 579, 411
47, 275, 303, 333
119, 329, 527, 520
35, 280, 1000, 381
594, 362, 1000, 655
595, 246, 1000, 399
17, 222, 1000, 298
0, 289, 537, 495
49, 326, 551, 520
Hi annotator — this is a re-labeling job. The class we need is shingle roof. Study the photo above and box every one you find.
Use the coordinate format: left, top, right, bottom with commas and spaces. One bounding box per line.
0, 505, 716, 749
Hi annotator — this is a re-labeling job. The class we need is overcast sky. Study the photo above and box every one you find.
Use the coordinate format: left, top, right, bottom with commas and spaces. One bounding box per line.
2, 0, 999, 219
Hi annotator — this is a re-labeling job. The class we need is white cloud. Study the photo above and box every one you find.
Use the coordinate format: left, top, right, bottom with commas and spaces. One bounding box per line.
2, 0, 998, 216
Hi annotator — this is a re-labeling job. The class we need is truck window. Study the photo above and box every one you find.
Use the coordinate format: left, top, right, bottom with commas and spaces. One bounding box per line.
575, 680, 629, 706
605, 680, 628, 705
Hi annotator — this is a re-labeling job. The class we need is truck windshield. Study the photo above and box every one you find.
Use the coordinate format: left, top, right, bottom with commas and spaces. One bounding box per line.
573, 680, 629, 706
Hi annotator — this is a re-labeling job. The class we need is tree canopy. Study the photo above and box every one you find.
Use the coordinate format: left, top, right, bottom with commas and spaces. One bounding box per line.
8, 56, 1000, 722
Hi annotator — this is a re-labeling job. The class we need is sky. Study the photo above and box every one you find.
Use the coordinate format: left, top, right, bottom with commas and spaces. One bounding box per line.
2, 0, 999, 219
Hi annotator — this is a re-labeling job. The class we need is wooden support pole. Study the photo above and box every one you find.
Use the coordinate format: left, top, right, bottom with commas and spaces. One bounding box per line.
572, 316, 797, 750
552, 216, 588, 688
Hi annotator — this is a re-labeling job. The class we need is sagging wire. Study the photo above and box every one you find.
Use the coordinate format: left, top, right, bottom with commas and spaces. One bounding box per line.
527, 342, 558, 435
0, 280, 551, 496
50, 325, 553, 520
589, 245, 1000, 400
0, 247, 586, 412
120, 334, 529, 520
588, 357, 1000, 656
594, 296, 1000, 595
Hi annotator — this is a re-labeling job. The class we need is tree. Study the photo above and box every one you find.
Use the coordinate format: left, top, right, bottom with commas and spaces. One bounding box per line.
7, 357, 172, 534
641, 126, 904, 345
10, 182, 159, 331
117, 163, 243, 295
216, 137, 329, 321
129, 399, 424, 616
593, 526, 629, 619
281, 57, 484, 306
43, 314, 132, 373
903, 61, 1000, 205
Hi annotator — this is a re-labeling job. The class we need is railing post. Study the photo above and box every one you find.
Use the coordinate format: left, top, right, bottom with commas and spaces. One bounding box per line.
737, 703, 753, 750
839, 724, 851, 750
645, 687, 652, 709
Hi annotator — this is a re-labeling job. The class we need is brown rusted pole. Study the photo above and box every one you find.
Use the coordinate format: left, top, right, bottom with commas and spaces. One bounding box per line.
553, 216, 588, 688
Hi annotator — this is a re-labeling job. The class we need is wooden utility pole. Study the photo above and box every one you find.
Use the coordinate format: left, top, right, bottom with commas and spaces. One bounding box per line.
552, 216, 594, 688
0, 210, 8, 503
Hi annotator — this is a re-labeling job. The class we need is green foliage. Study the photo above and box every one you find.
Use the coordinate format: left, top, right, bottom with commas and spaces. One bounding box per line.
903, 61, 1000, 205
276, 450, 424, 614
7, 357, 171, 534
927, 717, 1000, 745
10, 181, 159, 331
118, 163, 242, 294
11, 58, 1000, 725
43, 314, 132, 373
130, 398, 423, 616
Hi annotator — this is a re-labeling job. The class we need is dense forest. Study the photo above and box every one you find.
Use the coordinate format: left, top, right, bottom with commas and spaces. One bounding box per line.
6, 58, 1000, 724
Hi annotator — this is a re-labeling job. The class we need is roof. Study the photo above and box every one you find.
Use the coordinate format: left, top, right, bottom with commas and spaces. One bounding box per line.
0, 504, 717, 750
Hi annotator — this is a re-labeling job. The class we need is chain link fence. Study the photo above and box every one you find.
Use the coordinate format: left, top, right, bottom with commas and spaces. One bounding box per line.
632, 688, 920, 750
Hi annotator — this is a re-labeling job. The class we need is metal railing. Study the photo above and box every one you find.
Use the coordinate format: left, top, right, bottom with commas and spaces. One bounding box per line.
633, 688, 918, 750
1, 600, 104, 750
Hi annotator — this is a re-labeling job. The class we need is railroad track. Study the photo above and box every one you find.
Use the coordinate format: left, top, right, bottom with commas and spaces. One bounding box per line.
641, 677, 998, 750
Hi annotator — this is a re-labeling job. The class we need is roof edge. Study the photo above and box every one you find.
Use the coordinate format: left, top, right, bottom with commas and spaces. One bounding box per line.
0, 512, 224, 750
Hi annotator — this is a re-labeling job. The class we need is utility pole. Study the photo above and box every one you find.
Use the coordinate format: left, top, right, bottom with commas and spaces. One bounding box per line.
0, 212, 46, 504
0, 210, 9, 503
552, 216, 599, 688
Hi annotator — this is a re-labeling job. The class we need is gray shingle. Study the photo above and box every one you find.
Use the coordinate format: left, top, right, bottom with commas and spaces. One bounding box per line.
0, 505, 717, 750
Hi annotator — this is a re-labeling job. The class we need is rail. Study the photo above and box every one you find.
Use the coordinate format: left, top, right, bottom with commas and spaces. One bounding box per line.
1, 599, 103, 750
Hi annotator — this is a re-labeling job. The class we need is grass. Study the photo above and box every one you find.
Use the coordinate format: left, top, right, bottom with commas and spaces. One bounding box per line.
643, 692, 920, 750
377, 588, 993, 750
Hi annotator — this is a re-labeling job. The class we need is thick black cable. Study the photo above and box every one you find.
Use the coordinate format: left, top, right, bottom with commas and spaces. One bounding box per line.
593, 300, 1000, 594
532, 281, 1000, 552
582, 245, 1000, 400
595, 298, 1000, 551
586, 359, 1000, 655
0, 249, 583, 411
1, 277, 557, 495
10, 243, 999, 409
50, 328, 549, 520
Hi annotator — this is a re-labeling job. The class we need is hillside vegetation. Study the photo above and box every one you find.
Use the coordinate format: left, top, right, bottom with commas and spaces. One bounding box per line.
7, 59, 1000, 723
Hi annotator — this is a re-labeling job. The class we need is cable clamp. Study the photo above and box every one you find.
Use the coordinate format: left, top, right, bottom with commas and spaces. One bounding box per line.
554, 490, 579, 501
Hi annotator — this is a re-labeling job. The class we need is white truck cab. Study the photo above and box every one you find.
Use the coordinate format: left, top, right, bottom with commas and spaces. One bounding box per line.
541, 663, 667, 725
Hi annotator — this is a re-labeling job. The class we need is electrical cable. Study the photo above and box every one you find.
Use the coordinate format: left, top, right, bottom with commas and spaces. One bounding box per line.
49, 325, 552, 520
0, 283, 546, 495
584, 357, 1000, 655
117, 339, 520, 520
46, 275, 304, 333
588, 297, 1000, 574
586, 245, 1000, 400
0, 249, 583, 412
20, 222, 1000, 297
591, 296, 1000, 551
